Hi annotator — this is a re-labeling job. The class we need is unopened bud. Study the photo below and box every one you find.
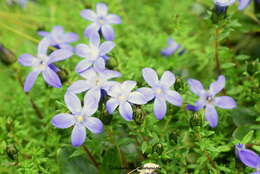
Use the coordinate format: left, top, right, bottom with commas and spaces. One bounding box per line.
0, 44, 17, 65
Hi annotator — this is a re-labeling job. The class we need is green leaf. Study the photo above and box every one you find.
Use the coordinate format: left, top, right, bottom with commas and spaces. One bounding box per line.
252, 146, 260, 153
232, 126, 251, 141
57, 146, 99, 174
222, 63, 236, 69
241, 130, 254, 144
231, 108, 258, 127
100, 148, 122, 174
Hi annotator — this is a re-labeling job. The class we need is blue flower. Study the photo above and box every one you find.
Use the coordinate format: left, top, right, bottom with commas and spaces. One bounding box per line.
75, 32, 115, 73
187, 75, 236, 127
38, 26, 79, 51
235, 143, 260, 174
68, 61, 121, 103
161, 38, 182, 57
137, 68, 182, 120
18, 38, 73, 92
51, 92, 103, 147
106, 81, 147, 121
213, 0, 236, 15
80, 3, 121, 41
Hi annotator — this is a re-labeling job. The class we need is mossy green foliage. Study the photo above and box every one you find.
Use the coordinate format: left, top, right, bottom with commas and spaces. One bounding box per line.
0, 0, 259, 173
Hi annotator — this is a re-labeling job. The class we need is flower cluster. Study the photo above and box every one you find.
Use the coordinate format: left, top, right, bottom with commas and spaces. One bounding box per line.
18, 3, 237, 149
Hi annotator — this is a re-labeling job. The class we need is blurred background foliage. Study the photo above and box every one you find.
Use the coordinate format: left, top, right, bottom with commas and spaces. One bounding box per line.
0, 0, 259, 173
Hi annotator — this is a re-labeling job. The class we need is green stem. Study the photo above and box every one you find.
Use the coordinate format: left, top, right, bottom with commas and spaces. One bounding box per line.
215, 26, 221, 75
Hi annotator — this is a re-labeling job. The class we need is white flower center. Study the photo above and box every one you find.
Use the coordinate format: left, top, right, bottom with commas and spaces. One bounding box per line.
155, 88, 162, 95
89, 46, 100, 59
34, 54, 49, 71
98, 16, 106, 25
76, 115, 84, 123
118, 95, 126, 102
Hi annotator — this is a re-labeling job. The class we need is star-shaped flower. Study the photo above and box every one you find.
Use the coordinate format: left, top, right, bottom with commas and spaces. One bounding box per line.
106, 81, 147, 121
18, 38, 73, 92
137, 68, 182, 120
68, 61, 121, 103
187, 75, 236, 127
80, 2, 121, 40
75, 32, 115, 73
161, 38, 182, 56
51, 92, 103, 147
38, 26, 79, 51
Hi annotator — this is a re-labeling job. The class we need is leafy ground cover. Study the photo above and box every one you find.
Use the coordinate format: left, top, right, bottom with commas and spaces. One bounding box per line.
0, 0, 259, 173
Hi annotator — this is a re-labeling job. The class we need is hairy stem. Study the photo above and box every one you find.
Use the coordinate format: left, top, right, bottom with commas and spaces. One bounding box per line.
82, 145, 100, 169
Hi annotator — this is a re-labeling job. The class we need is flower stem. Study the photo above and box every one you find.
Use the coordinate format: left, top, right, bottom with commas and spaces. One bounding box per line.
13, 67, 43, 119
215, 26, 221, 75
106, 127, 127, 168
82, 145, 100, 169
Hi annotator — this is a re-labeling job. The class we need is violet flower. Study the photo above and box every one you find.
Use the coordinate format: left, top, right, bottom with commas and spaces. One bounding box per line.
75, 32, 115, 73
161, 38, 182, 57
7, 0, 27, 8
51, 92, 103, 147
187, 75, 236, 127
137, 68, 182, 120
68, 60, 121, 103
235, 143, 260, 174
38, 26, 79, 51
18, 38, 73, 92
106, 80, 147, 121
238, 0, 251, 10
80, 2, 121, 41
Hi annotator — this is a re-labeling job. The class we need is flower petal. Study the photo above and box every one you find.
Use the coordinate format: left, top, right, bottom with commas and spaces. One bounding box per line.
187, 79, 204, 96
121, 80, 136, 92
96, 3, 108, 16
205, 105, 218, 128
19, 54, 35, 66
71, 125, 86, 147
89, 32, 100, 47
209, 75, 225, 96
154, 98, 167, 120
64, 92, 82, 114
101, 70, 121, 79
214, 96, 236, 109
82, 90, 99, 116
75, 44, 90, 58
119, 102, 133, 121
238, 0, 251, 10
51, 113, 75, 128
166, 90, 182, 106
24, 71, 40, 92
142, 68, 159, 87
80, 9, 97, 21
42, 67, 62, 88
93, 58, 105, 72
49, 49, 73, 63
75, 59, 93, 73
38, 31, 49, 37
238, 148, 260, 169
106, 98, 119, 114
128, 92, 147, 105
137, 87, 154, 101
38, 37, 50, 56
106, 14, 121, 24
99, 41, 115, 56
68, 80, 91, 94
160, 71, 176, 88
64, 32, 79, 43
101, 25, 114, 41
84, 117, 103, 134
84, 23, 100, 38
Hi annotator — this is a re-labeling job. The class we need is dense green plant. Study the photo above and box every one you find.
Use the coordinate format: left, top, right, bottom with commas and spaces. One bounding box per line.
0, 0, 259, 174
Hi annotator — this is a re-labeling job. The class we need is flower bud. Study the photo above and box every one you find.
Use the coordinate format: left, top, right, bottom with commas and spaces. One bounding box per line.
152, 143, 164, 155
0, 44, 17, 65
133, 105, 145, 125
189, 112, 202, 129
6, 144, 18, 160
